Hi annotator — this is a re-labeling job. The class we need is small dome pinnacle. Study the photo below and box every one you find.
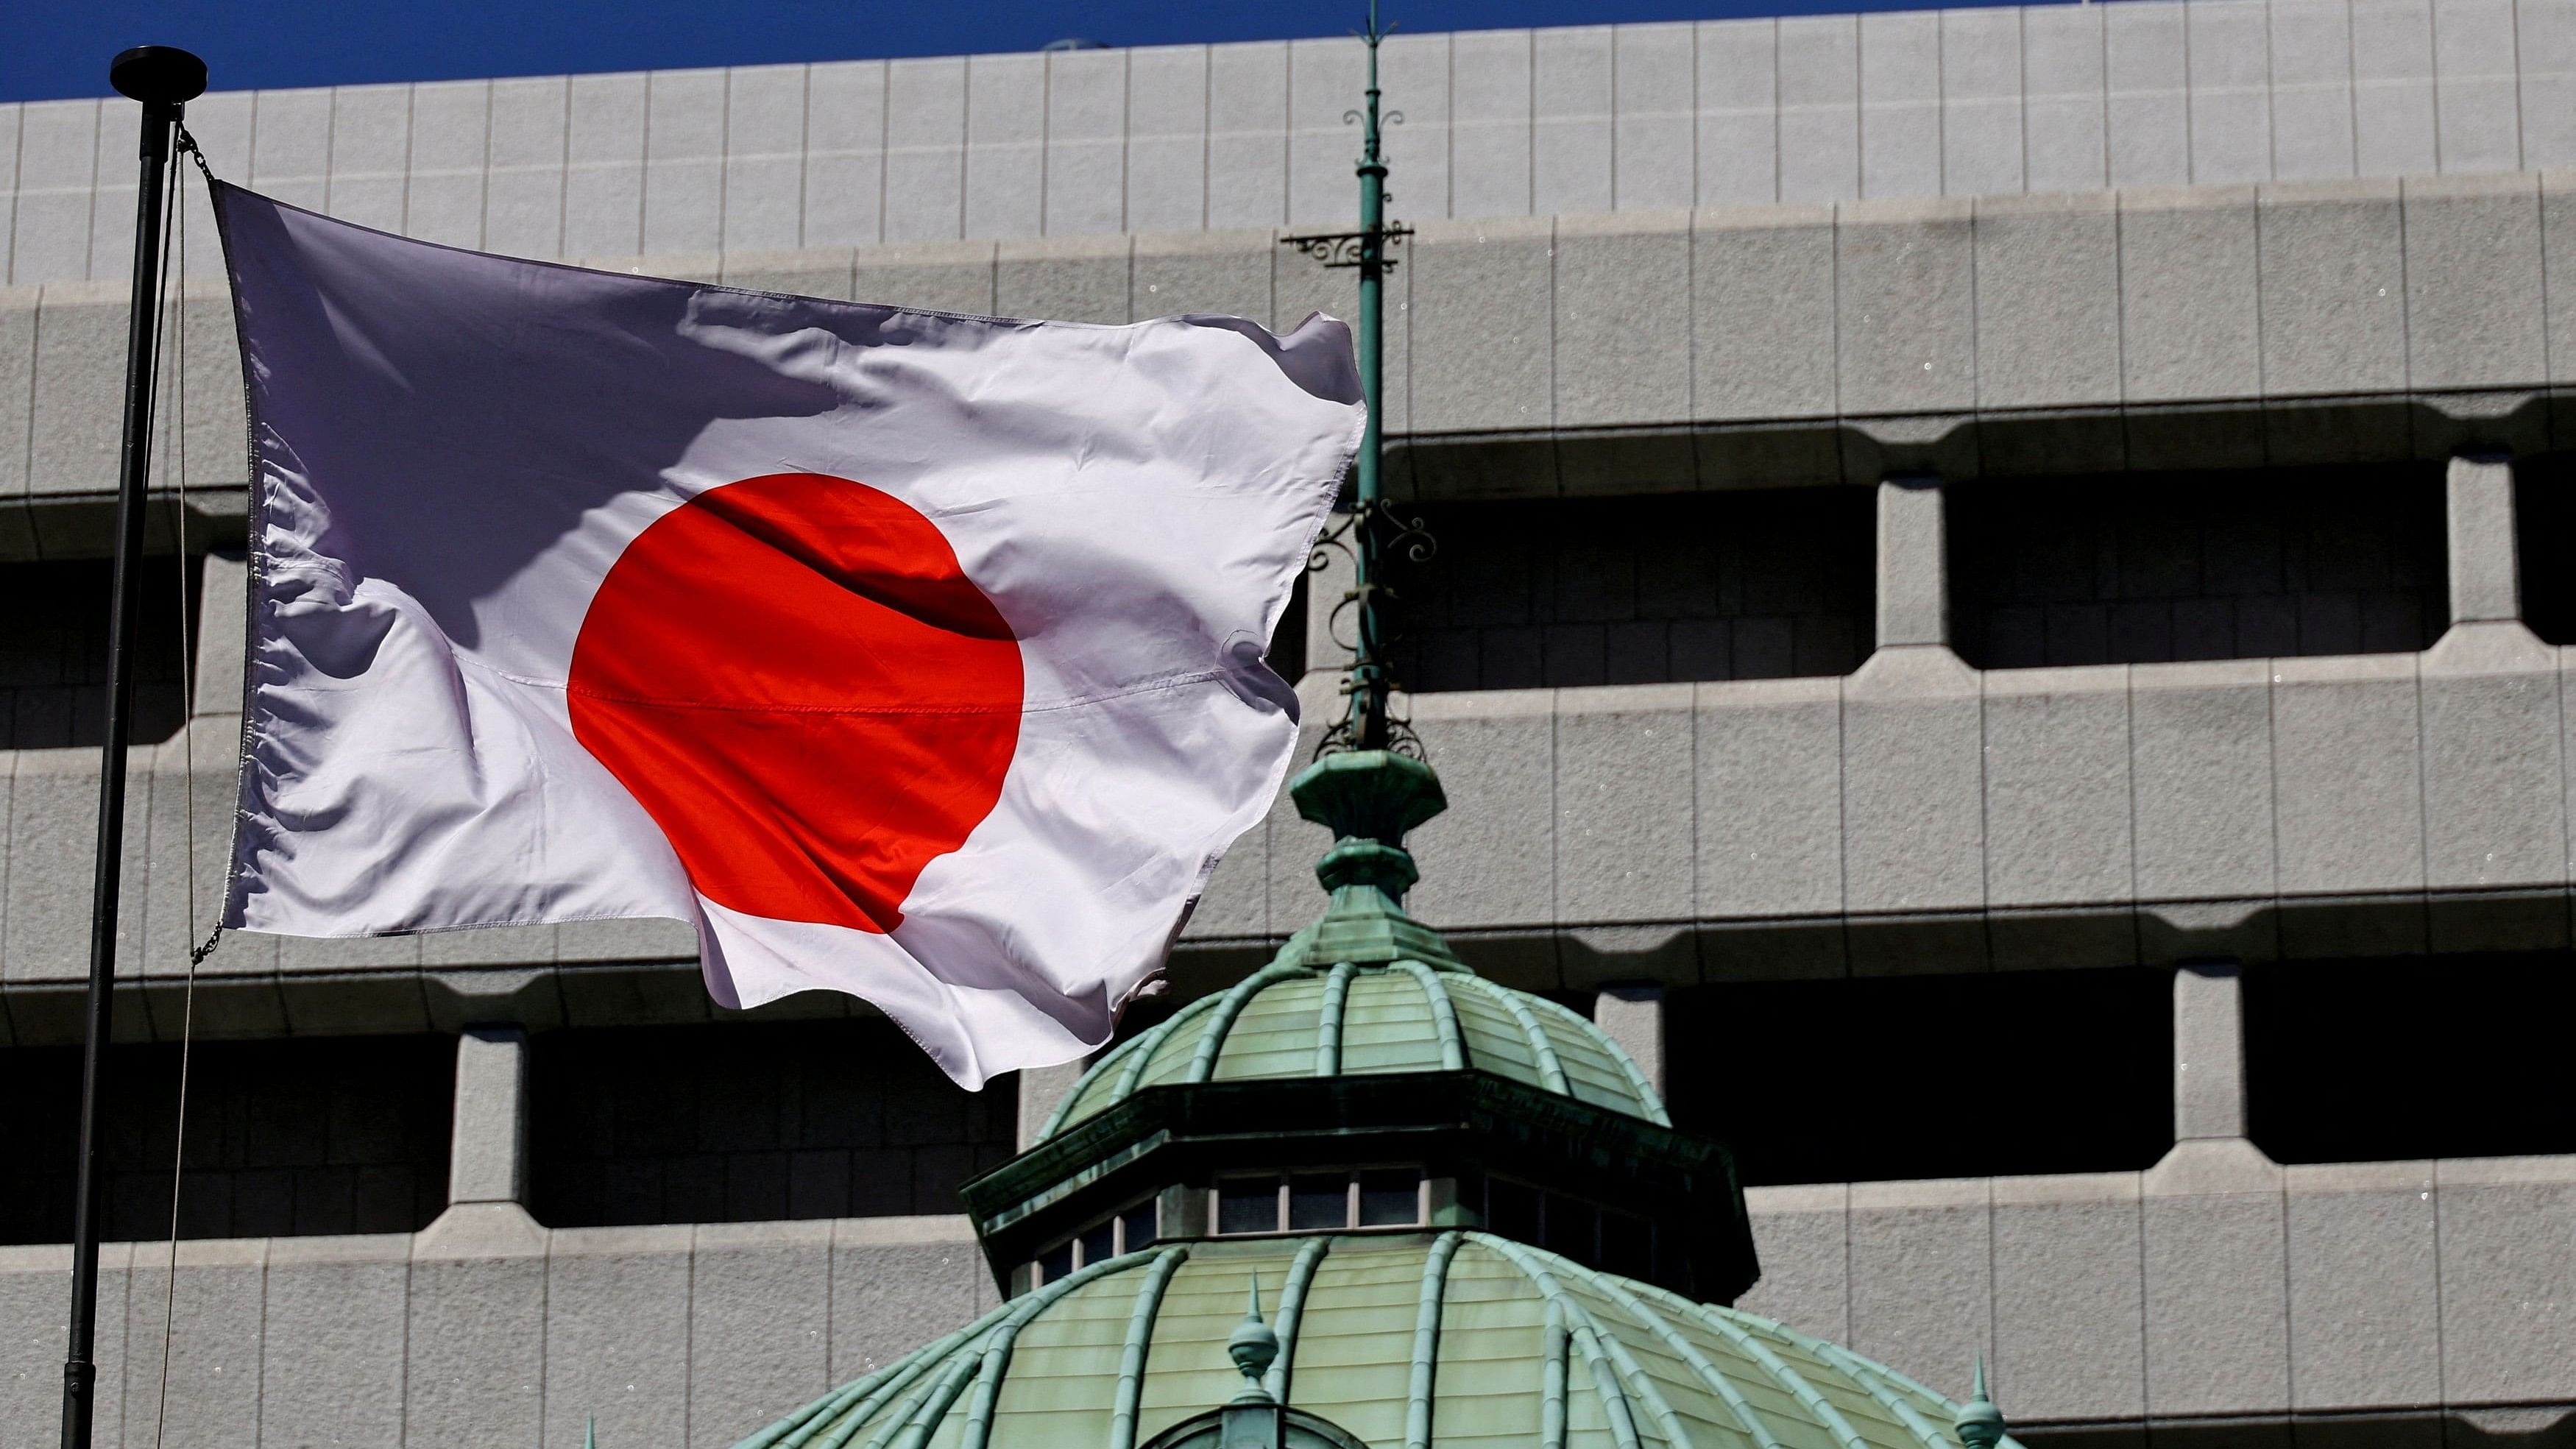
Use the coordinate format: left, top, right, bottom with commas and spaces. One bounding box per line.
1228, 1277, 1281, 1403
1955, 1358, 2006, 1449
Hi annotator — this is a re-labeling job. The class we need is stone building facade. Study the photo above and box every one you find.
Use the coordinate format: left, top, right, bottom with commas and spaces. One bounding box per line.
4, 0, 2576, 1442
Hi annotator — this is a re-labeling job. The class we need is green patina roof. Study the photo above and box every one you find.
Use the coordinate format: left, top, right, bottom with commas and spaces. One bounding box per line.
737, 1233, 2001, 1449
1038, 960, 1670, 1142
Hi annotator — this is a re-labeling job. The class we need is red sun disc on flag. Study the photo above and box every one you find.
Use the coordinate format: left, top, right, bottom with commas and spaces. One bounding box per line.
567, 472, 1024, 934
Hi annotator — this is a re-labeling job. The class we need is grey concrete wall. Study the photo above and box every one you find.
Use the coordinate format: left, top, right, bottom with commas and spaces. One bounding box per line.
3, 1159, 2565, 1445
13, 0, 2576, 288
13, 173, 2576, 545
1738, 1154, 2576, 1431
0, 1214, 1000, 1449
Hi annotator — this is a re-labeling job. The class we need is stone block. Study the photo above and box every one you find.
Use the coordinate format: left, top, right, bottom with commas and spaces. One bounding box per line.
2351, 0, 2440, 177
5, 757, 139, 983
1379, 32, 1454, 225
10, 101, 99, 288
2435, 0, 2525, 173
1858, 13, 1941, 201
1533, 26, 1615, 217
2130, 659, 2276, 903
1612, 24, 1696, 210
718, 65, 808, 255
553, 914, 699, 964
2419, 624, 2563, 889
1941, 8, 2025, 198
2142, 1188, 2290, 1417
1406, 216, 1552, 434
804, 61, 888, 249
883, 57, 968, 244
247, 87, 330, 207
1875, 475, 1947, 648
1697, 918, 1847, 980
554, 960, 712, 1027
121, 1239, 267, 1448
1121, 230, 1264, 325
1554, 684, 1694, 924
1844, 912, 1988, 977
2120, 186, 2260, 403
328, 84, 415, 233
1697, 18, 1781, 207
2435, 1165, 2576, 1403
640, 71, 725, 258
2104, 2, 2190, 187
689, 1220, 835, 1448
256, 1236, 411, 1449
2173, 962, 2247, 1141
1985, 907, 2140, 971
486, 76, 570, 260
1974, 191, 2120, 410
2269, 1, 2360, 182
1286, 36, 1366, 228
565, 72, 648, 259
851, 238, 996, 317
1553, 210, 1689, 429
1123, 65, 1208, 238
0, 1247, 75, 1432
1695, 676, 1843, 921
830, 1219, 994, 1384
0, 288, 35, 498
1777, 15, 1861, 204
2187, 0, 2274, 184
2271, 655, 2426, 895
545, 1225, 693, 1448
1691, 204, 1837, 422
1450, 29, 1535, 222
1992, 1175, 2147, 1423
2282, 1164, 2441, 1410
407, 1218, 548, 1446
2275, 893, 2430, 958
29, 280, 123, 497
450, 1024, 528, 1205
962, 53, 1045, 243
1404, 690, 1556, 932
406, 79, 492, 249
2425, 888, 2572, 952
994, 234, 1129, 323
2028, 21, 2113, 192
1738, 1184, 1850, 1339
1694, 424, 1843, 491
721, 247, 855, 300
1847, 1178, 1992, 1386
1836, 197, 1974, 414
1982, 665, 2134, 909
2256, 180, 2407, 397
1842, 647, 1984, 913
2405, 174, 2547, 390
1045, 49, 1130, 237
1206, 42, 1289, 230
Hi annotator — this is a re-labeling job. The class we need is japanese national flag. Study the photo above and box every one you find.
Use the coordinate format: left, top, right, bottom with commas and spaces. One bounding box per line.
212, 183, 1362, 1088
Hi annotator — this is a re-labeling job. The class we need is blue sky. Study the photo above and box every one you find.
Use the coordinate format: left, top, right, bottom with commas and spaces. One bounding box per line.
7, 0, 1964, 104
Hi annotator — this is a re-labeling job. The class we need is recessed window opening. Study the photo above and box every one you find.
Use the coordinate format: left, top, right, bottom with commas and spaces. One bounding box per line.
0, 553, 205, 750
528, 1018, 1013, 1228
2246, 952, 2576, 1163
1380, 489, 1874, 691
1207, 1167, 1428, 1236
1667, 969, 2173, 1185
2516, 454, 2576, 645
1032, 1196, 1159, 1285
0, 1033, 453, 1244
1949, 463, 2448, 669
1480, 1174, 1656, 1280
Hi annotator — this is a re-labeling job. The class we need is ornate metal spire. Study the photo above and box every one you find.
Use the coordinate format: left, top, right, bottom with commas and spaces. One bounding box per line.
1955, 1358, 2007, 1449
1284, 0, 1430, 761
1228, 1277, 1281, 1404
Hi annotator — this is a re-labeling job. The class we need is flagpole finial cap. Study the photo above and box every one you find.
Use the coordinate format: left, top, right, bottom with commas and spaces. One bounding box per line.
110, 46, 208, 106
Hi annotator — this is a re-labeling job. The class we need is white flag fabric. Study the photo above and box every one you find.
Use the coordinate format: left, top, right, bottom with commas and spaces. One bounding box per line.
213, 183, 1362, 1087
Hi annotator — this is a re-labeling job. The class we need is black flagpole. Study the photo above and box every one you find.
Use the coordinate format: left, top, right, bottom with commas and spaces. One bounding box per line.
62, 45, 207, 1449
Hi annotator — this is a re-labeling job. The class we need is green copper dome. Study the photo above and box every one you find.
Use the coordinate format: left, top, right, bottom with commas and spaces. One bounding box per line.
737, 1233, 2003, 1449
1038, 958, 1670, 1143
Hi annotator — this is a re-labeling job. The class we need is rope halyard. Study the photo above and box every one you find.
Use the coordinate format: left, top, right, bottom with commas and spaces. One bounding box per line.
149, 138, 220, 1449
